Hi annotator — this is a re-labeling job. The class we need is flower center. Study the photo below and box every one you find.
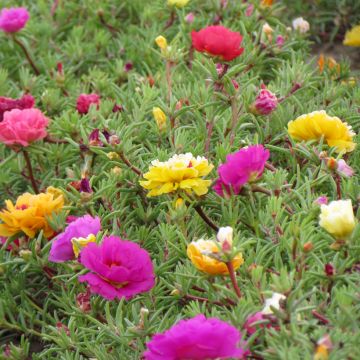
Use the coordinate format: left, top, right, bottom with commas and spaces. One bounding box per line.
16, 204, 29, 210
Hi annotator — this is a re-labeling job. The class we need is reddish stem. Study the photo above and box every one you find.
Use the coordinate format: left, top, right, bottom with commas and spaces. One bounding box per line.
119, 152, 142, 176
335, 175, 342, 199
23, 149, 39, 194
12, 35, 40, 76
194, 204, 219, 232
312, 310, 330, 325
226, 261, 242, 298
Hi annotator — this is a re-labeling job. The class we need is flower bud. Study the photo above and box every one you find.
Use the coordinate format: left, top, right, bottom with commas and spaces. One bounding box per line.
153, 107, 167, 131
19, 249, 32, 261
337, 159, 354, 178
175, 197, 184, 209
324, 263, 335, 276
185, 12, 195, 24
111, 166, 122, 175
315, 196, 328, 206
217, 226, 233, 252
109, 134, 120, 145
253, 86, 278, 115
276, 35, 285, 48
171, 288, 181, 296
107, 152, 120, 160
262, 23, 274, 42
303, 242, 313, 253
155, 35, 168, 50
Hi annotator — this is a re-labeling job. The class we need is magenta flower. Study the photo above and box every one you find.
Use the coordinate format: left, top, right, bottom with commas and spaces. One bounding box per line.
0, 94, 34, 122
79, 236, 155, 300
76, 93, 100, 114
144, 314, 248, 360
214, 145, 270, 197
315, 196, 328, 206
0, 108, 49, 147
276, 35, 285, 48
253, 86, 278, 115
0, 7, 29, 33
49, 215, 101, 263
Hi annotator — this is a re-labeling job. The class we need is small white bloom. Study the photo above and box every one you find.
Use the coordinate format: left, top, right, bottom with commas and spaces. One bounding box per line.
217, 226, 233, 247
262, 292, 286, 314
292, 17, 310, 33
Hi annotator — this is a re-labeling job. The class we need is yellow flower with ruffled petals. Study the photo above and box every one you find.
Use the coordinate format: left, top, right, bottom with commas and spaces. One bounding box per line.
140, 153, 213, 197
187, 239, 243, 275
343, 25, 360, 47
288, 110, 356, 153
0, 189, 64, 239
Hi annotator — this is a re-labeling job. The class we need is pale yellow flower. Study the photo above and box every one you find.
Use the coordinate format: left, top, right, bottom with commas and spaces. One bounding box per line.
140, 153, 213, 197
107, 152, 120, 160
155, 35, 168, 50
343, 25, 360, 47
288, 110, 356, 153
152, 107, 167, 131
168, 0, 190, 8
319, 199, 356, 239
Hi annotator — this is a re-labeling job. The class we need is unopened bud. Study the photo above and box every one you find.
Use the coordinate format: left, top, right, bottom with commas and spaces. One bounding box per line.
217, 226, 233, 251
171, 289, 180, 296
19, 249, 32, 261
109, 134, 120, 145
303, 242, 313, 253
107, 152, 120, 160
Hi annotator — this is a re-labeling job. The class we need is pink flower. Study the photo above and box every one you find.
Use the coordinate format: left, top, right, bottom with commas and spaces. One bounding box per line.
144, 314, 248, 360
244, 312, 271, 335
254, 86, 278, 115
214, 145, 270, 197
76, 93, 100, 114
337, 159, 354, 178
0, 94, 34, 121
0, 7, 29, 33
0, 108, 49, 147
79, 236, 155, 300
49, 215, 101, 263
276, 35, 285, 48
245, 4, 254, 17
185, 12, 195, 24
315, 196, 328, 206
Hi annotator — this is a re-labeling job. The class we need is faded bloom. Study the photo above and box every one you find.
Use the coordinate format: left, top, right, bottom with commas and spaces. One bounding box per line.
187, 239, 243, 275
319, 199, 356, 239
152, 107, 167, 131
185, 12, 194, 24
144, 314, 248, 360
140, 153, 213, 197
191, 25, 244, 62
167, 0, 190, 7
214, 145, 270, 197
262, 23, 273, 42
79, 235, 155, 300
262, 292, 286, 314
76, 93, 100, 114
0, 7, 29, 33
80, 178, 92, 193
49, 215, 101, 263
292, 17, 310, 33
253, 87, 278, 115
288, 110, 356, 153
337, 159, 354, 178
155, 35, 168, 50
343, 25, 360, 47
0, 190, 64, 239
0, 94, 34, 122
276, 35, 285, 48
0, 108, 49, 147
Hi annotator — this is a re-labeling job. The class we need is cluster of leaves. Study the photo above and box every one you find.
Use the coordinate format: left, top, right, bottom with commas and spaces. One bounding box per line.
0, 0, 360, 359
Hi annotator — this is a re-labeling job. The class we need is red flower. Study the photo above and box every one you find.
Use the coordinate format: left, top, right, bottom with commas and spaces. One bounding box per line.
76, 93, 100, 114
191, 25, 244, 62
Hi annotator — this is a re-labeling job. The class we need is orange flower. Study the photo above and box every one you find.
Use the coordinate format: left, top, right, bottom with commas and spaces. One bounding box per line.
0, 189, 64, 238
318, 54, 340, 74
261, 0, 274, 6
187, 239, 243, 275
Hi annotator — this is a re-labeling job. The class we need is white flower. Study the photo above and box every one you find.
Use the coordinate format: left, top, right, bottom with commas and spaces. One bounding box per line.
262, 292, 286, 314
217, 226, 233, 247
292, 17, 310, 33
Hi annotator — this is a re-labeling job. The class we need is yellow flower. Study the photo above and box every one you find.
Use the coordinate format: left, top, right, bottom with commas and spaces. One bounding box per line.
319, 199, 356, 240
0, 190, 64, 238
288, 110, 356, 153
152, 107, 167, 131
187, 239, 244, 275
155, 35, 168, 50
175, 197, 184, 209
46, 186, 64, 200
343, 25, 360, 47
71, 234, 97, 257
314, 345, 328, 360
168, 0, 190, 8
107, 152, 120, 160
139, 153, 213, 197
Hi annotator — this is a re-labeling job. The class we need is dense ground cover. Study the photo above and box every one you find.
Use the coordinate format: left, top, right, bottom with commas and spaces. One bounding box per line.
0, 0, 360, 359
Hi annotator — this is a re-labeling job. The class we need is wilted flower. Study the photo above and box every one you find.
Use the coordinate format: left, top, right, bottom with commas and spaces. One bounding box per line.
167, 0, 190, 7
262, 23, 274, 42
76, 93, 100, 114
80, 178, 92, 193
336, 159, 354, 178
288, 110, 356, 153
343, 25, 360, 47
253, 86, 278, 115
0, 94, 34, 122
319, 199, 356, 239
79, 235, 155, 300
292, 17, 310, 33
0, 7, 29, 33
155, 35, 168, 50
0, 190, 64, 239
214, 145, 270, 197
152, 107, 167, 131
140, 153, 213, 197
187, 239, 243, 275
191, 25, 244, 62
185, 12, 195, 24
0, 108, 49, 147
144, 314, 248, 360
49, 215, 101, 263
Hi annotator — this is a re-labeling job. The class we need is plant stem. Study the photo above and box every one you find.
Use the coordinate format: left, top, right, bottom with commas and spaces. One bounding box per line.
194, 204, 219, 232
23, 149, 39, 194
226, 261, 242, 298
229, 98, 240, 146
335, 175, 342, 199
204, 120, 214, 154
166, 61, 172, 105
119, 152, 142, 176
12, 35, 40, 76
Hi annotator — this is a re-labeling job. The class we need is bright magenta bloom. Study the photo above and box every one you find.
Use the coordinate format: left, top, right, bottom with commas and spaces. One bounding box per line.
49, 215, 101, 263
0, 7, 29, 33
214, 145, 270, 197
0, 108, 49, 146
0, 94, 34, 121
144, 314, 248, 360
79, 236, 155, 300
254, 86, 278, 115
76, 93, 100, 114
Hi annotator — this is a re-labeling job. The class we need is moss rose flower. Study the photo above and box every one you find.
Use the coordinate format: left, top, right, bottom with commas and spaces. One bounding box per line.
191, 25, 244, 62
144, 314, 248, 360
76, 93, 100, 114
0, 94, 34, 122
0, 7, 29, 33
79, 236, 155, 300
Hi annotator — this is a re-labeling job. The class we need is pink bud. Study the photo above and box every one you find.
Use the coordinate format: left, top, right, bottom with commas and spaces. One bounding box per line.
232, 79, 239, 90
185, 12, 195, 24
254, 87, 278, 115
315, 196, 328, 205
124, 62, 133, 72
337, 159, 354, 178
245, 4, 254, 17
276, 35, 285, 48
325, 263, 334, 276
